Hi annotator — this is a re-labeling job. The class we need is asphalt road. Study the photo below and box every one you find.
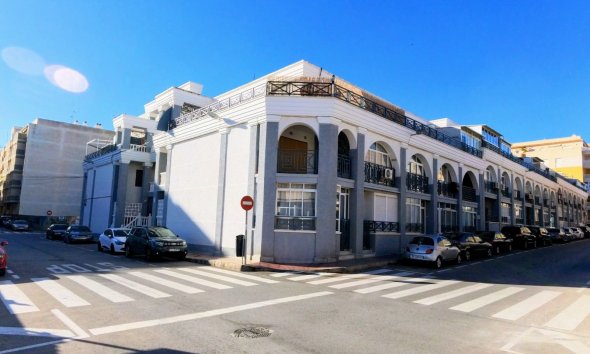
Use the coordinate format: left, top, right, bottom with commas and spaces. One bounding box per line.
0, 230, 589, 354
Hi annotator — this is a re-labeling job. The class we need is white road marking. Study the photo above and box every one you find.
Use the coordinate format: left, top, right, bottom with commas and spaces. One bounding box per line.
154, 269, 232, 290
65, 275, 133, 303
307, 269, 392, 285
200, 266, 279, 284
83, 263, 110, 272
286, 273, 332, 281
0, 280, 40, 314
178, 268, 257, 286
6, 270, 13, 274
382, 280, 460, 300
98, 274, 171, 298
354, 276, 435, 294
0, 326, 73, 338
10, 275, 19, 280
271, 272, 301, 278
413, 283, 493, 305
450, 286, 525, 313
128, 271, 203, 294
90, 291, 333, 336
329, 272, 414, 289
51, 309, 89, 338
32, 278, 90, 308
545, 295, 590, 331
492, 290, 561, 321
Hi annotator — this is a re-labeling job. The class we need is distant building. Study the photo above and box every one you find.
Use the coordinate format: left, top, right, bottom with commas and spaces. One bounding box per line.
0, 118, 114, 224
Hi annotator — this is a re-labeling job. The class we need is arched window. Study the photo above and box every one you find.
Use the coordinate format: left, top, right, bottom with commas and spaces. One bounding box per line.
366, 143, 392, 167
407, 155, 425, 176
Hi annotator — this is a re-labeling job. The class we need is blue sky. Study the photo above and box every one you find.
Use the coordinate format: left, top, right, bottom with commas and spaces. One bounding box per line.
1, 0, 589, 146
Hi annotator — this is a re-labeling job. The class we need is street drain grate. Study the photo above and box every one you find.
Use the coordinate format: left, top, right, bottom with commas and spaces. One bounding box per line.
232, 327, 273, 339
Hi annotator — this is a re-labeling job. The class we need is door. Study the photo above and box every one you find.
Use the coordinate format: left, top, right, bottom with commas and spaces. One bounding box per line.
278, 137, 308, 173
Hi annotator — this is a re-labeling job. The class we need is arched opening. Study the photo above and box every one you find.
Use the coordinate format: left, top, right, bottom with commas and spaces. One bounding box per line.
438, 163, 458, 198
407, 154, 430, 194
277, 125, 318, 174
337, 132, 352, 179
364, 142, 396, 187
501, 172, 511, 197
462, 171, 479, 232
485, 166, 498, 193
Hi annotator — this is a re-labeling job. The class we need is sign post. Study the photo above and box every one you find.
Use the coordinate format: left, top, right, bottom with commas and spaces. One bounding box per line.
240, 196, 254, 264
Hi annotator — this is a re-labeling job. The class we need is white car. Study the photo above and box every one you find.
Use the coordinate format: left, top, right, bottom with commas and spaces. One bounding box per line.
405, 234, 462, 269
98, 228, 130, 254
569, 227, 584, 240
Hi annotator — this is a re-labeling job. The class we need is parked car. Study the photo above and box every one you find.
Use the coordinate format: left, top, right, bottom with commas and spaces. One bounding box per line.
98, 228, 130, 254
46, 224, 69, 240
1, 216, 11, 228
125, 226, 188, 261
527, 226, 552, 246
547, 228, 569, 243
404, 234, 462, 269
569, 227, 584, 240
63, 225, 94, 243
500, 226, 536, 249
562, 227, 575, 242
445, 232, 493, 260
582, 226, 590, 239
0, 240, 7, 276
10, 220, 29, 231
476, 231, 513, 254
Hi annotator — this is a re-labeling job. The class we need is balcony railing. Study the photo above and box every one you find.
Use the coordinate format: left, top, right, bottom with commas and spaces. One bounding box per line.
441, 224, 459, 233
501, 188, 511, 198
525, 194, 534, 203
277, 149, 318, 174
514, 191, 522, 200
364, 162, 395, 187
501, 216, 509, 223
129, 144, 151, 153
337, 154, 351, 179
406, 223, 425, 233
485, 181, 499, 193
438, 181, 458, 198
464, 225, 477, 232
275, 216, 316, 231
364, 220, 400, 233
515, 218, 525, 224
462, 186, 477, 202
84, 144, 118, 161
535, 197, 541, 204
407, 173, 429, 193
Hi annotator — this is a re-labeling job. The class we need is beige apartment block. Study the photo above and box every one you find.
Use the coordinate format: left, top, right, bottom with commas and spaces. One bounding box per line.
512, 135, 590, 187
0, 119, 114, 224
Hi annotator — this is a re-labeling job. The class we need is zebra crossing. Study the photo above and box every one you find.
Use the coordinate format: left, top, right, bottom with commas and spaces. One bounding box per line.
0, 266, 278, 315
272, 268, 590, 334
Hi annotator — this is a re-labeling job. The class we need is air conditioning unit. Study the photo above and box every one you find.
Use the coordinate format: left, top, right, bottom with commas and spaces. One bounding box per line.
384, 168, 394, 180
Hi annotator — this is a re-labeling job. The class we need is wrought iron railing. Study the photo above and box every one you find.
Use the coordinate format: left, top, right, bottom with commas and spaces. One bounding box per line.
129, 144, 151, 153
501, 216, 509, 223
535, 197, 541, 205
462, 186, 477, 202
364, 162, 395, 187
441, 224, 459, 233
501, 188, 511, 198
406, 173, 429, 193
406, 223, 425, 233
364, 220, 400, 233
337, 154, 351, 179
85, 144, 117, 161
515, 218, 525, 224
525, 194, 534, 203
275, 216, 316, 231
464, 225, 477, 232
277, 149, 318, 174
485, 181, 499, 193
438, 181, 458, 198
515, 191, 522, 200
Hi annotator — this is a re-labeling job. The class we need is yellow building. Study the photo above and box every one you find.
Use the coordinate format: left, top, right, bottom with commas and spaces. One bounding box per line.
512, 135, 590, 187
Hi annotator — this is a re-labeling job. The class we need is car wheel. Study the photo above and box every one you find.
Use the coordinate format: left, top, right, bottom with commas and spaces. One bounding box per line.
487, 248, 493, 258
46, 233, 50, 240
533, 241, 537, 248
523, 241, 528, 250
145, 248, 153, 261
176, 253, 186, 261
456, 253, 462, 265
0, 268, 5, 276
508, 244, 513, 252
97, 242, 102, 252
434, 257, 443, 269
495, 246, 501, 255
125, 244, 133, 257
464, 250, 471, 261
110, 245, 115, 255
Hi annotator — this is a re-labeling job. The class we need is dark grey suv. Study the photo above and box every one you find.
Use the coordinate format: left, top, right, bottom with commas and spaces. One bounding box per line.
500, 226, 536, 249
125, 226, 188, 261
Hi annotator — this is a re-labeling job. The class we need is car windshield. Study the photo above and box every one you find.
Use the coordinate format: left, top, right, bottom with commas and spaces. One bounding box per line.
72, 226, 91, 232
113, 230, 129, 236
409, 236, 434, 246
53, 225, 68, 230
147, 227, 177, 238
14, 220, 27, 224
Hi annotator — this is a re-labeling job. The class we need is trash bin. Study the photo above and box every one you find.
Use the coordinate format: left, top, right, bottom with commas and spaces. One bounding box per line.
236, 234, 245, 257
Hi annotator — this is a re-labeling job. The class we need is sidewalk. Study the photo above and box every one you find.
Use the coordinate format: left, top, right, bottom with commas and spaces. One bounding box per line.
185, 251, 400, 273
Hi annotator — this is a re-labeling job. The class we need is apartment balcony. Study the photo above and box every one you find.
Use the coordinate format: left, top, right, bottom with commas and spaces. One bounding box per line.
438, 181, 458, 198
514, 191, 522, 200
277, 149, 317, 174
501, 188, 511, 198
128, 144, 151, 153
406, 173, 429, 193
406, 223, 425, 233
462, 186, 477, 202
337, 154, 351, 179
364, 162, 395, 187
275, 216, 316, 231
525, 194, 534, 203
484, 181, 499, 193
364, 220, 399, 233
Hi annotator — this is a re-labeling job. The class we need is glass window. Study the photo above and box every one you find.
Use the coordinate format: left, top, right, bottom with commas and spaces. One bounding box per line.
275, 183, 317, 231
407, 155, 424, 175
366, 143, 392, 167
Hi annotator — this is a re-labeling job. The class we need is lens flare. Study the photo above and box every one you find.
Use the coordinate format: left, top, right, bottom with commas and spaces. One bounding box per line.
44, 64, 89, 93
1, 47, 46, 75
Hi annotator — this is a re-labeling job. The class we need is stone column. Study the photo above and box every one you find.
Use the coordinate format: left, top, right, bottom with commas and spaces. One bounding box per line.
108, 163, 120, 228
510, 174, 516, 224
429, 156, 439, 234
496, 167, 502, 225
256, 119, 279, 263
350, 129, 366, 258
120, 128, 131, 149
140, 162, 151, 216
315, 118, 339, 263
398, 145, 408, 238
150, 148, 163, 226
114, 162, 129, 228
457, 165, 464, 231
247, 123, 260, 258
79, 170, 89, 225
478, 170, 485, 231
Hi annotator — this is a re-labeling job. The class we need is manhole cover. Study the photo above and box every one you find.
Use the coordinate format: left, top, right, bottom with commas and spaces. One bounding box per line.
232, 327, 273, 339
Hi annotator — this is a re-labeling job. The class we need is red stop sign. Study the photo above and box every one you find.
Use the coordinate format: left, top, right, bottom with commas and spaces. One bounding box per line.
240, 196, 254, 211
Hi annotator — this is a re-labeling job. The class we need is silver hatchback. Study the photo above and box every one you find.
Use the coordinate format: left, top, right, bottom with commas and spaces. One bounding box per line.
405, 234, 462, 269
